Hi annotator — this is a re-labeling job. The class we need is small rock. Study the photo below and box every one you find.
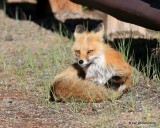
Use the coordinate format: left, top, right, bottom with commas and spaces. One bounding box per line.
5, 35, 13, 41
7, 98, 13, 104
8, 100, 13, 104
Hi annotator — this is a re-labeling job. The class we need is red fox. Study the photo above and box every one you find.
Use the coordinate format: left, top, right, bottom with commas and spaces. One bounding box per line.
50, 23, 132, 102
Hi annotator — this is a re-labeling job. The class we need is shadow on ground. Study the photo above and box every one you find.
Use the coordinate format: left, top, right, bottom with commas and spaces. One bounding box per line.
109, 38, 160, 78
0, 0, 102, 37
0, 0, 159, 78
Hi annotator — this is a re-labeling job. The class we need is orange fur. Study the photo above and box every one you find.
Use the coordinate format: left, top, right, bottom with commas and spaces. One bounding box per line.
51, 23, 132, 102
49, 0, 82, 13
51, 64, 122, 102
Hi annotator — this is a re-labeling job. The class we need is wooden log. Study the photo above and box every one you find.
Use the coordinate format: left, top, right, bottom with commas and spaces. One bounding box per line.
71, 0, 160, 30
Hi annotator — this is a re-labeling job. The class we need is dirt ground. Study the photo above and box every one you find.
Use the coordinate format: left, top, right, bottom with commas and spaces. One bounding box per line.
0, 8, 160, 128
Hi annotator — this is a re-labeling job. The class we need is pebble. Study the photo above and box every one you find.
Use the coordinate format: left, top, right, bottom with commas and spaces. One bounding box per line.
5, 35, 13, 41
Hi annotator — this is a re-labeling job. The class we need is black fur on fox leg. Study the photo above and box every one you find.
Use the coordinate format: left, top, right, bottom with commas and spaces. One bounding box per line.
49, 89, 55, 102
107, 76, 124, 90
49, 88, 65, 103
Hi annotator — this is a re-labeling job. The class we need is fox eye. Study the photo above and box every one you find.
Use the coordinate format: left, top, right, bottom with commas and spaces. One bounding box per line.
87, 50, 94, 54
75, 50, 80, 55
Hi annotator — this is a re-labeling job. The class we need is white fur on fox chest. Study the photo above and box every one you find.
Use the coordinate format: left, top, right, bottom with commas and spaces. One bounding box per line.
84, 54, 117, 85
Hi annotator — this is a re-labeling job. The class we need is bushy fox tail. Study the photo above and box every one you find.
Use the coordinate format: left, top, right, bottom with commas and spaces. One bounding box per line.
50, 77, 122, 102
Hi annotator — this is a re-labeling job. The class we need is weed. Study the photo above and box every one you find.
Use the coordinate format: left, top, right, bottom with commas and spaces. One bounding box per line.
113, 38, 133, 62
1, 0, 6, 13
52, 23, 71, 38
82, 6, 88, 11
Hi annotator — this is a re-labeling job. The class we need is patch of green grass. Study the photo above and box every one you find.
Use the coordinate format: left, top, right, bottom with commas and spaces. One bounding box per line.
82, 6, 88, 11
115, 38, 133, 62
125, 93, 136, 111
52, 23, 72, 38
116, 38, 160, 84
28, 41, 72, 98
0, 53, 13, 86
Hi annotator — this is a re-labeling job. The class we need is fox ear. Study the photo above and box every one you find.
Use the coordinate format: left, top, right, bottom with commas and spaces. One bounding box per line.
94, 23, 104, 40
74, 24, 85, 37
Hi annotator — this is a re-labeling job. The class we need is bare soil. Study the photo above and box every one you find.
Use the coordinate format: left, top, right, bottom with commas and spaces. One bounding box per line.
0, 9, 160, 128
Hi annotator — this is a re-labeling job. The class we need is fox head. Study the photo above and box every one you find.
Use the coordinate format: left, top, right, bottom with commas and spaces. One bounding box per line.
72, 23, 105, 68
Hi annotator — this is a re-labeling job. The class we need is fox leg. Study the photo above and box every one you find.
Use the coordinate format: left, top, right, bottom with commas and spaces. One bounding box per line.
108, 76, 131, 93
117, 76, 131, 93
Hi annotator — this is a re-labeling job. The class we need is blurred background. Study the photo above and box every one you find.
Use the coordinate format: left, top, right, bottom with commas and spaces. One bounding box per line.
2, 0, 158, 39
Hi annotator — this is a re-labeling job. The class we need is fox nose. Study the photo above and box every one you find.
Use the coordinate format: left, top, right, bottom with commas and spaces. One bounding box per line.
78, 60, 84, 64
